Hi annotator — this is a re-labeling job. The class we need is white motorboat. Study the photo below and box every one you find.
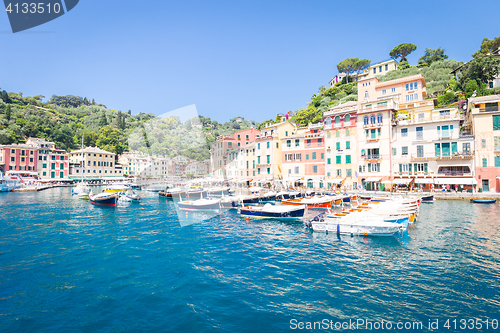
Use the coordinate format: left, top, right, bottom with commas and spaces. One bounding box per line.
308, 212, 404, 236
0, 172, 22, 192
177, 198, 221, 212
119, 190, 141, 202
219, 196, 239, 209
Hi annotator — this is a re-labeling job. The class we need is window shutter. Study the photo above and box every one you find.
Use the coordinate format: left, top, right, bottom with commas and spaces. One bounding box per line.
408, 163, 412, 172
376, 163, 380, 172
368, 163, 371, 172
424, 163, 428, 173
399, 164, 402, 173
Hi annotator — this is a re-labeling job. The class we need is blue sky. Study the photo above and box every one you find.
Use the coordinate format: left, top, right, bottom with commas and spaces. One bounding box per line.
1, 0, 499, 123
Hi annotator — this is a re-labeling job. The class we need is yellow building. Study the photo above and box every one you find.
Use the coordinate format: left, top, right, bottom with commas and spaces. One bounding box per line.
69, 146, 122, 178
253, 119, 296, 184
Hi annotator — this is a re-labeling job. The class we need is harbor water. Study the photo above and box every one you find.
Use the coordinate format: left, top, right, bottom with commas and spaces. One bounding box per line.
1, 188, 500, 332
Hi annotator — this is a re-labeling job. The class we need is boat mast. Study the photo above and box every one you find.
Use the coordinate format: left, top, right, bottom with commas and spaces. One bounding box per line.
81, 133, 84, 183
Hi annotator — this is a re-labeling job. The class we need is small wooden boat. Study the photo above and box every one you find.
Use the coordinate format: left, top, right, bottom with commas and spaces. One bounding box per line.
78, 190, 90, 200
206, 187, 230, 197
471, 199, 497, 204
186, 189, 206, 198
282, 196, 334, 209
178, 198, 221, 211
260, 192, 277, 202
159, 188, 186, 199
241, 194, 260, 205
421, 195, 434, 202
219, 196, 239, 209
89, 191, 118, 206
240, 203, 305, 219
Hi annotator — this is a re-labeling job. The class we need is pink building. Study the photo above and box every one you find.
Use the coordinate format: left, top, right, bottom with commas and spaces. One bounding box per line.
211, 128, 259, 179
358, 74, 427, 105
303, 123, 325, 188
0, 144, 39, 174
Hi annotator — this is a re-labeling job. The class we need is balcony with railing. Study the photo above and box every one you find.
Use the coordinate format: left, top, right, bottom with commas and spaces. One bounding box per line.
304, 132, 323, 138
394, 171, 433, 176
393, 113, 464, 126
363, 154, 381, 160
359, 99, 398, 114
363, 122, 383, 129
479, 106, 499, 113
410, 151, 474, 162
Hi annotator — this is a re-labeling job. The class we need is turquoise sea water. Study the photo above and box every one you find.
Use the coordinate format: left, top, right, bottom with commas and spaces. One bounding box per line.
1, 188, 500, 332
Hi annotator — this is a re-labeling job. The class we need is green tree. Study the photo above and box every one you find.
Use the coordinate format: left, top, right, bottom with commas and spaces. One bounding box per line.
98, 112, 108, 127
354, 59, 371, 81
114, 111, 123, 129
336, 58, 358, 83
463, 54, 500, 88
96, 125, 125, 154
465, 80, 479, 99
418, 47, 448, 66
0, 90, 11, 103
473, 36, 500, 57
5, 104, 11, 121
0, 129, 10, 144
390, 43, 417, 63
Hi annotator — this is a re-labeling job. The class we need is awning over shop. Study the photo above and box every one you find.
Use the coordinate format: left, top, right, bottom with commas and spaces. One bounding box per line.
393, 178, 412, 185
101, 176, 128, 180
414, 178, 434, 184
434, 178, 477, 185
38, 178, 74, 182
365, 142, 380, 149
328, 178, 343, 184
68, 176, 103, 181
365, 177, 382, 182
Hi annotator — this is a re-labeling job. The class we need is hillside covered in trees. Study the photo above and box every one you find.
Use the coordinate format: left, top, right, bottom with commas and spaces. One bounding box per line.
0, 92, 259, 161
264, 36, 500, 128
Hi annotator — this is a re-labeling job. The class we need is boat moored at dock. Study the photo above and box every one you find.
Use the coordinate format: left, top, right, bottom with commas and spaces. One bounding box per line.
89, 191, 118, 206
239, 203, 305, 219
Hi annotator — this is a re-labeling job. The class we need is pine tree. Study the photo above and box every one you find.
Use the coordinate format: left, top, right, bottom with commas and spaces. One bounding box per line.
121, 116, 126, 129
99, 112, 108, 127
115, 111, 122, 129
92, 98, 96, 105
83, 97, 89, 105
5, 105, 11, 121
128, 110, 131, 115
